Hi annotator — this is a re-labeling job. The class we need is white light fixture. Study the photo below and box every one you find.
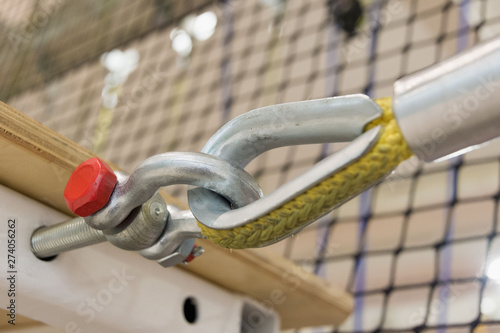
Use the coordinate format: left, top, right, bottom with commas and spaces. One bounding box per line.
181, 14, 197, 34
192, 11, 217, 41
171, 29, 193, 57
486, 257, 500, 282
102, 49, 127, 72
99, 48, 139, 110
101, 49, 139, 75
101, 89, 118, 109
481, 296, 498, 316
171, 11, 218, 60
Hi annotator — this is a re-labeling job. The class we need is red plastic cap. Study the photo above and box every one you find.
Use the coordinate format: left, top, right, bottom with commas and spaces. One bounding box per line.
64, 157, 117, 217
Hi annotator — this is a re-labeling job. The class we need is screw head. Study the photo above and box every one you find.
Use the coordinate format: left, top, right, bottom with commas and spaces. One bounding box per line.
149, 202, 165, 221
64, 158, 117, 217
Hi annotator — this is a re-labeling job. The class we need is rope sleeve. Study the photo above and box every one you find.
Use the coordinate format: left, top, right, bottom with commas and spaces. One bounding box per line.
198, 97, 414, 249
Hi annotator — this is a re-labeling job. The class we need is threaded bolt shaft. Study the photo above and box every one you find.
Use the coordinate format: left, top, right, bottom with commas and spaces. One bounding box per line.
31, 217, 106, 259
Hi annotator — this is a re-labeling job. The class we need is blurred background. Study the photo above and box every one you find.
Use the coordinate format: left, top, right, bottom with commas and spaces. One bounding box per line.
2, 0, 500, 332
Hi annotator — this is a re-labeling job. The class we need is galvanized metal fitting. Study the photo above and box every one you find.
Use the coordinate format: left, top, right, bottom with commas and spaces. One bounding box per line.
31, 197, 202, 267
31, 36, 500, 261
201, 94, 382, 168
103, 193, 169, 251
189, 125, 382, 235
189, 94, 384, 232
31, 152, 262, 264
139, 205, 203, 267
85, 152, 263, 230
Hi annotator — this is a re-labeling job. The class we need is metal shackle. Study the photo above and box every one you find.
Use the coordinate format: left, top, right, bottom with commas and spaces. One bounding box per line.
84, 152, 263, 230
188, 94, 384, 233
31, 152, 264, 261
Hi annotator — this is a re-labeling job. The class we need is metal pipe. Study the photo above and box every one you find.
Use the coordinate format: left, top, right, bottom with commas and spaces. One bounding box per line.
393, 37, 500, 162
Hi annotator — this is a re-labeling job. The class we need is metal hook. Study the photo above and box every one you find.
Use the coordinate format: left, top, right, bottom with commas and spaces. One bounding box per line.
189, 126, 381, 239
188, 94, 383, 237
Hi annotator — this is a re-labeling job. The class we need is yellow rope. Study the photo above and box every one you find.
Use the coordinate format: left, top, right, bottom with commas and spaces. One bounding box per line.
198, 97, 413, 249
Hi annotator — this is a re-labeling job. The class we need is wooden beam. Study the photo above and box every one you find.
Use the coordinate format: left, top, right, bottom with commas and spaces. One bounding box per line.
0, 100, 353, 329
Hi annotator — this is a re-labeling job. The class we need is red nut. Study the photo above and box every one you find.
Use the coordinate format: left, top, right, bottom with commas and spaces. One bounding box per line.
64, 157, 117, 217
184, 245, 202, 263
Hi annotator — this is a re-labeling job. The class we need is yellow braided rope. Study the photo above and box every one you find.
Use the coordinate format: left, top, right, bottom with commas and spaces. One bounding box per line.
198, 97, 413, 249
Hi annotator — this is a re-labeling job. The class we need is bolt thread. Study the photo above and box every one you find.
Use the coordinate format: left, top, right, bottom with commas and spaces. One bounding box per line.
31, 217, 106, 258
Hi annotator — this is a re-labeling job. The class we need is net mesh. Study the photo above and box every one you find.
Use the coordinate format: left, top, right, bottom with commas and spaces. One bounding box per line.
2, 0, 500, 332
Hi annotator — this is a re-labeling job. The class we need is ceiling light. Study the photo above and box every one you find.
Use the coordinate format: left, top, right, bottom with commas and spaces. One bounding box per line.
486, 257, 500, 282
171, 29, 193, 57
192, 11, 217, 41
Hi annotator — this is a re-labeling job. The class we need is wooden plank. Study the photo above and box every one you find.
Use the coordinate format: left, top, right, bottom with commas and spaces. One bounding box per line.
0, 100, 353, 329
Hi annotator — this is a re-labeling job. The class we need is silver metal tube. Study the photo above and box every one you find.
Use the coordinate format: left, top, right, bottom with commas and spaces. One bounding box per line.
393, 37, 500, 162
31, 217, 106, 259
